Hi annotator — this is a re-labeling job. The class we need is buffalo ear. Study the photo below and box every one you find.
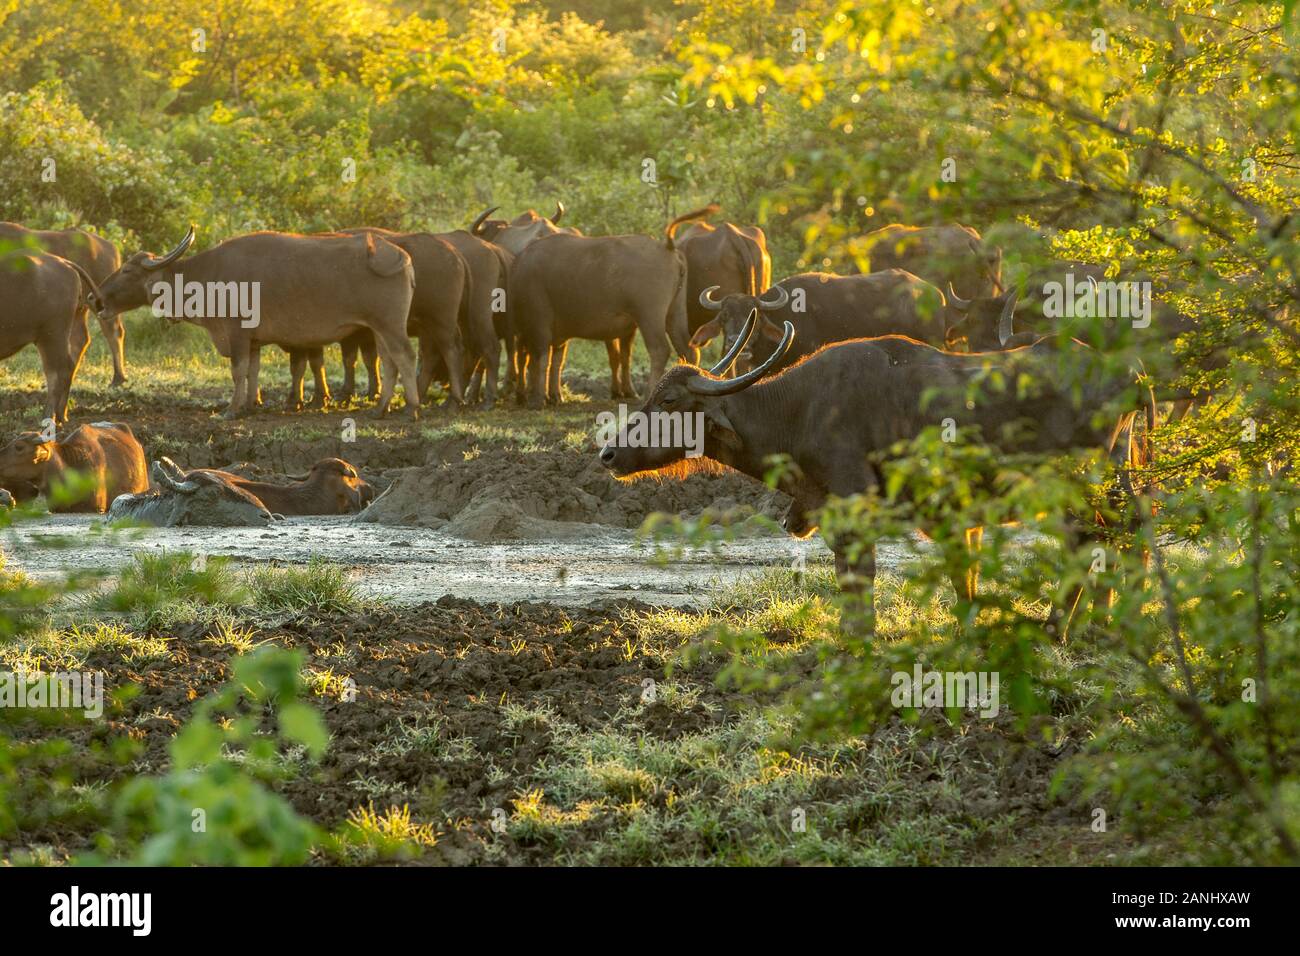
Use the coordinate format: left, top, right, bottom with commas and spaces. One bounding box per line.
689, 318, 723, 349
704, 406, 743, 451
33, 442, 53, 464
757, 316, 786, 341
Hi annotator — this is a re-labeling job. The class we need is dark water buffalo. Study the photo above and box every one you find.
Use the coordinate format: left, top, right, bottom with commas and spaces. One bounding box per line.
432, 230, 512, 408
184, 458, 374, 515
0, 251, 103, 423
510, 205, 716, 408
690, 269, 955, 376
852, 223, 1002, 301
111, 458, 275, 527
97, 227, 420, 418
0, 223, 127, 385
0, 422, 147, 512
600, 313, 1153, 635
675, 219, 771, 368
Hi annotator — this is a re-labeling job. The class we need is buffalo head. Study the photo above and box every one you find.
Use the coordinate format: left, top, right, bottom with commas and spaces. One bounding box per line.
294, 458, 375, 512
0, 431, 55, 486
689, 285, 790, 373
599, 310, 795, 477
97, 225, 196, 317
944, 286, 1019, 351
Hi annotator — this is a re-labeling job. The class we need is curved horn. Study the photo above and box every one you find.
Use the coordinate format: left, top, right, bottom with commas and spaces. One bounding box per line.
709, 309, 758, 376
470, 206, 498, 236
757, 284, 790, 311
152, 459, 199, 494
688, 321, 795, 396
552, 201, 565, 224
946, 283, 971, 311
698, 285, 724, 311
997, 292, 1019, 347
143, 224, 195, 271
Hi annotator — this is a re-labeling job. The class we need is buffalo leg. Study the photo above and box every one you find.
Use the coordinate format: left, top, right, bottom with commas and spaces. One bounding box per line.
362, 337, 380, 400
618, 330, 636, 398
417, 331, 465, 406
226, 344, 252, 419
35, 339, 72, 425
306, 348, 329, 409
288, 350, 308, 410
246, 347, 263, 414
99, 313, 128, 387
638, 325, 670, 395
948, 525, 984, 626
370, 329, 420, 418
339, 335, 359, 403
605, 340, 622, 399
547, 341, 569, 405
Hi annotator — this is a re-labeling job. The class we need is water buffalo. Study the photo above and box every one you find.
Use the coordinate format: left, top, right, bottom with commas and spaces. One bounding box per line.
182, 458, 374, 515
851, 223, 1002, 301
0, 223, 127, 386
470, 203, 575, 255
332, 229, 473, 406
97, 227, 420, 418
471, 203, 631, 402
676, 219, 771, 368
690, 270, 956, 376
110, 458, 275, 527
0, 422, 147, 513
510, 205, 717, 408
0, 251, 103, 423
600, 312, 1153, 636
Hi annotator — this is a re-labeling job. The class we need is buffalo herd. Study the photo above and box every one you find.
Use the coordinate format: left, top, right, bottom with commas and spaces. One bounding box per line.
2, 209, 1191, 623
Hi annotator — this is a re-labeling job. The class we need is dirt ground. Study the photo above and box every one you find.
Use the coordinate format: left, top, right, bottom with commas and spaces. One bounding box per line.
3, 597, 1107, 866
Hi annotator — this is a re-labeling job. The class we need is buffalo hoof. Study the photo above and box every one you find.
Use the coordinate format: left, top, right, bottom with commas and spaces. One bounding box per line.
110, 375, 127, 388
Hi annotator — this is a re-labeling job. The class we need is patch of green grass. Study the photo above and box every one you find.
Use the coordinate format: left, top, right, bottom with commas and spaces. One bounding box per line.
91, 551, 248, 628
0, 619, 169, 672
247, 558, 372, 614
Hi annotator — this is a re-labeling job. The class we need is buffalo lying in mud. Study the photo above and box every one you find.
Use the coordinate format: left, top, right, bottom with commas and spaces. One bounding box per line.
110, 457, 374, 527
0, 422, 146, 513
111, 458, 276, 527
0, 222, 127, 386
600, 312, 1154, 637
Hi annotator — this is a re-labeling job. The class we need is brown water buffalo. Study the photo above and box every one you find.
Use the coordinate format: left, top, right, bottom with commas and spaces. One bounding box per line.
331, 229, 472, 406
184, 458, 374, 515
97, 227, 420, 418
510, 205, 717, 408
0, 422, 147, 512
472, 204, 633, 401
470, 203, 576, 255
851, 223, 1002, 301
677, 219, 771, 367
0, 223, 127, 385
690, 270, 955, 377
0, 251, 102, 423
600, 312, 1153, 636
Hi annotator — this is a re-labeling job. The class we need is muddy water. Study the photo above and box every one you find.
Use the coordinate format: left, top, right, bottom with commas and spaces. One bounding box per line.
6, 516, 926, 607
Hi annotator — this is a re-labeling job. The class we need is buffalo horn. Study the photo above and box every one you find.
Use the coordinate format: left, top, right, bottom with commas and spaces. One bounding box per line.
997, 292, 1019, 347
552, 201, 565, 224
470, 206, 499, 236
757, 284, 790, 311
144, 225, 195, 271
689, 319, 795, 396
709, 309, 758, 376
698, 285, 724, 312
946, 283, 972, 311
